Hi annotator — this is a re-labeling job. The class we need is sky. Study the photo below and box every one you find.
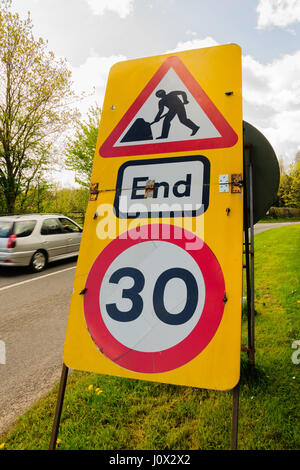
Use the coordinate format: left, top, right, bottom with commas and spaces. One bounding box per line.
10, 0, 300, 186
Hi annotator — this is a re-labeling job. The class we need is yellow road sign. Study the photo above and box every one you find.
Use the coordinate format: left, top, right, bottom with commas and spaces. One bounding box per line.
63, 44, 243, 391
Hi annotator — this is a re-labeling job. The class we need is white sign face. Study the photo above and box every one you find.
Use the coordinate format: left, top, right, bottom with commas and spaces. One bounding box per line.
99, 240, 206, 353
114, 156, 210, 218
114, 67, 221, 147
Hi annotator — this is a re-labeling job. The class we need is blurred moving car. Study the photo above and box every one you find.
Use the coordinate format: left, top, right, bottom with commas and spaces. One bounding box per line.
0, 214, 83, 272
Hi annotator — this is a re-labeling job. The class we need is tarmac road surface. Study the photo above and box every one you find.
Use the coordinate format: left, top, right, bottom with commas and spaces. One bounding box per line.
0, 222, 299, 435
0, 258, 76, 435
251, 221, 299, 235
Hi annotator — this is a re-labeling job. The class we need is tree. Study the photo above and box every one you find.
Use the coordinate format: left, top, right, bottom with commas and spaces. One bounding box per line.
276, 171, 292, 207
275, 153, 300, 208
65, 104, 100, 188
0, 0, 77, 213
39, 185, 89, 219
286, 159, 300, 208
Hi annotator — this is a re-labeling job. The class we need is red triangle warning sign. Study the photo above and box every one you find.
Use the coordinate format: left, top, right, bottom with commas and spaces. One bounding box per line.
100, 56, 238, 158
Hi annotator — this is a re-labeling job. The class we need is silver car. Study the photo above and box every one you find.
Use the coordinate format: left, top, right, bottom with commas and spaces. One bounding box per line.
0, 214, 83, 272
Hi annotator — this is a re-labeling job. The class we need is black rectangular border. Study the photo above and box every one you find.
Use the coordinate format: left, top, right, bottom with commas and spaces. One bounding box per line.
114, 155, 210, 219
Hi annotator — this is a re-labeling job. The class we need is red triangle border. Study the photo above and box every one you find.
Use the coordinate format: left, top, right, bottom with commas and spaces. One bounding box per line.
99, 56, 238, 158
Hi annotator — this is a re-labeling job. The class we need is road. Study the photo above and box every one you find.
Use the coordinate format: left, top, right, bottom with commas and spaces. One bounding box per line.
252, 221, 300, 235
0, 221, 299, 435
0, 258, 77, 435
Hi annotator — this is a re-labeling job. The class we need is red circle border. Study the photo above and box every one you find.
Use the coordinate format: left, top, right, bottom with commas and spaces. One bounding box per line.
84, 224, 225, 374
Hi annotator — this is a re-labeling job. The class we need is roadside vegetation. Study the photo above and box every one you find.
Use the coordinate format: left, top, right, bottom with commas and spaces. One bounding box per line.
0, 0, 79, 214
1, 225, 299, 450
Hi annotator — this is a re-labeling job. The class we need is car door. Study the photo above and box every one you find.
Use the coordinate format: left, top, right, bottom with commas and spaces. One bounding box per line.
40, 218, 69, 259
59, 217, 82, 254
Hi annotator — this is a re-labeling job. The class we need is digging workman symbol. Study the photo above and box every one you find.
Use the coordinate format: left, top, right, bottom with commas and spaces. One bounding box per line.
121, 89, 200, 143
154, 89, 199, 139
99, 55, 238, 157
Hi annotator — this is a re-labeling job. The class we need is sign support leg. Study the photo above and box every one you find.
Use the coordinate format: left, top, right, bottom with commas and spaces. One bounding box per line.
248, 159, 255, 366
230, 382, 240, 450
243, 145, 255, 366
49, 363, 69, 450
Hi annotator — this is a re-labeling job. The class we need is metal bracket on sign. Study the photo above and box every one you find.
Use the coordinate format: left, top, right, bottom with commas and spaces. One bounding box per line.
144, 179, 155, 198
89, 182, 99, 201
231, 174, 243, 193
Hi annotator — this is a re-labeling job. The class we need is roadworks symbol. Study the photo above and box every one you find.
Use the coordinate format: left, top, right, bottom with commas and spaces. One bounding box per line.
99, 55, 238, 158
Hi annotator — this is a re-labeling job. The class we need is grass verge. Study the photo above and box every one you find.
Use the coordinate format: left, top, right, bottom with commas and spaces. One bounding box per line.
1, 225, 299, 450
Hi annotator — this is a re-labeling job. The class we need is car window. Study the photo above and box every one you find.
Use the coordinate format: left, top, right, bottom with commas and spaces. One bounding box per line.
0, 221, 13, 238
59, 218, 81, 233
41, 218, 63, 235
14, 220, 37, 238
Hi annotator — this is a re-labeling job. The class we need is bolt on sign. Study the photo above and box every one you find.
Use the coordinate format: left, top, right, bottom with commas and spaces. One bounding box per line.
63, 44, 243, 391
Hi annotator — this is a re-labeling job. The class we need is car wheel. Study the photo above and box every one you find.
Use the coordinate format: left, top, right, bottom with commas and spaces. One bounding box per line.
30, 250, 47, 272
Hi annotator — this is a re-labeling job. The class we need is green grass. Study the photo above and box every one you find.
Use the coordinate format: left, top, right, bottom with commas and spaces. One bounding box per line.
1, 225, 299, 450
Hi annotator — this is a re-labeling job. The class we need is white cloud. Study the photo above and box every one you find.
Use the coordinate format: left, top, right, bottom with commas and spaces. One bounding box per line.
257, 0, 300, 29
84, 0, 134, 18
167, 36, 219, 53
243, 50, 300, 164
70, 52, 127, 117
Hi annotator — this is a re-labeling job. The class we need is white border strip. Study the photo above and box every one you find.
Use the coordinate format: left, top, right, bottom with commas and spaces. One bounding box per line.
0, 266, 76, 292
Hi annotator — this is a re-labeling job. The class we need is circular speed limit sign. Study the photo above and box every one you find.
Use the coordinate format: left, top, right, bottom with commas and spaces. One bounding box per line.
84, 224, 225, 374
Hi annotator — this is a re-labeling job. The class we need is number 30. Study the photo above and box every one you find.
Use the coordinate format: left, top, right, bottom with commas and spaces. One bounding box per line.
106, 267, 199, 326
